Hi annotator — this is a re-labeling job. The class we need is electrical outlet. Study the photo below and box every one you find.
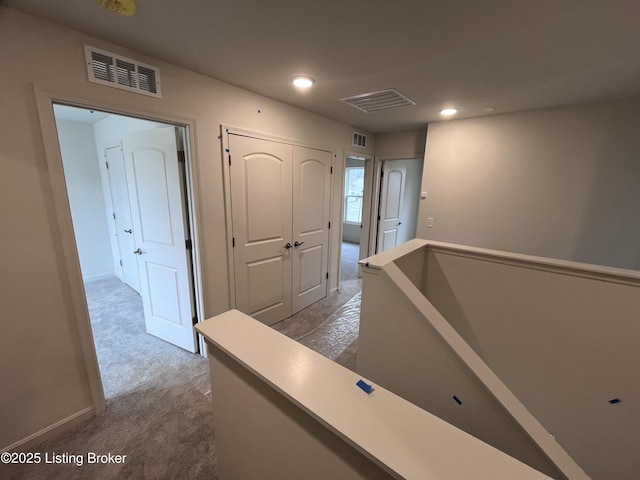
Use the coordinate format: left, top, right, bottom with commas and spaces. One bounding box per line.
427, 218, 434, 228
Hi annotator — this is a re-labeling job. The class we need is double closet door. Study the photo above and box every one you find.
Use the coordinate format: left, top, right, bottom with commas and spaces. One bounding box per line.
228, 133, 332, 325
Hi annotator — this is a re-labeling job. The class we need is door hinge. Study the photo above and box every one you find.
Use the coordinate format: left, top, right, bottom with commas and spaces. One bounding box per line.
232, 237, 235, 247
185, 239, 193, 250
328, 221, 331, 229
119, 260, 123, 266
177, 150, 186, 163
228, 155, 232, 166
112, 212, 116, 220
378, 215, 381, 221
326, 272, 329, 279
192, 316, 198, 325
330, 166, 333, 174
105, 161, 109, 169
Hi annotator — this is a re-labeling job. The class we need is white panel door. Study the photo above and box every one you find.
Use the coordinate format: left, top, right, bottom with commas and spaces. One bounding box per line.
229, 134, 293, 326
292, 146, 331, 314
377, 165, 407, 253
105, 145, 140, 293
123, 127, 197, 352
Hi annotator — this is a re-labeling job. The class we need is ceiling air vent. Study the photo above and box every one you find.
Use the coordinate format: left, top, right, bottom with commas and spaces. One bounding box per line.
85, 45, 162, 98
341, 88, 415, 113
352, 132, 367, 148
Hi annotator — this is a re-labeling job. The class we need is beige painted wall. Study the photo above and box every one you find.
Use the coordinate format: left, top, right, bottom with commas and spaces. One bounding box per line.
0, 7, 374, 450
417, 99, 640, 269
56, 120, 114, 282
375, 129, 427, 158
423, 246, 640, 480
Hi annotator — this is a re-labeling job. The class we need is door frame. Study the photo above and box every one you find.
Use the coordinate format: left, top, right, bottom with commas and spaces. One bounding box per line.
34, 86, 205, 414
371, 153, 425, 254
220, 125, 335, 312
338, 152, 374, 285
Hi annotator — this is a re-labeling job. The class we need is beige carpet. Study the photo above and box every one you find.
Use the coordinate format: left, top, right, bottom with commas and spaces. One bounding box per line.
5, 271, 362, 480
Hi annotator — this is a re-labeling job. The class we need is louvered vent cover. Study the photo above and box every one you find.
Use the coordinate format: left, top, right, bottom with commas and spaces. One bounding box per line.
352, 132, 367, 148
341, 89, 415, 113
84, 45, 161, 98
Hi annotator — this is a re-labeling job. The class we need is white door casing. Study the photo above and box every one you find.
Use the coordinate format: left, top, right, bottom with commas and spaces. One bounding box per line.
227, 133, 331, 325
105, 145, 141, 293
292, 146, 331, 314
377, 164, 407, 253
123, 127, 197, 352
359, 157, 374, 260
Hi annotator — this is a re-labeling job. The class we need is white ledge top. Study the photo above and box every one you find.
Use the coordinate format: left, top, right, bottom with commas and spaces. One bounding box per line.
196, 309, 553, 480
360, 239, 640, 283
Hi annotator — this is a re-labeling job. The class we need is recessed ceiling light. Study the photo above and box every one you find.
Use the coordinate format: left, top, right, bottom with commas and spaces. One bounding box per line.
291, 75, 315, 88
440, 107, 458, 116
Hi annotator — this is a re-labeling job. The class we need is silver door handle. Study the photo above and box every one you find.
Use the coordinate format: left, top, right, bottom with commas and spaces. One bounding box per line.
124, 229, 132, 234
133, 248, 143, 255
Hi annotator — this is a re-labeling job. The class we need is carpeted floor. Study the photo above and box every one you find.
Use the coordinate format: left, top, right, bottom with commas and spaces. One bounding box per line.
4, 242, 363, 479
4, 278, 218, 480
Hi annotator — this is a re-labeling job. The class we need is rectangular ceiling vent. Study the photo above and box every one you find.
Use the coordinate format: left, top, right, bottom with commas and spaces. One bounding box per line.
84, 45, 162, 98
341, 88, 415, 113
352, 132, 367, 148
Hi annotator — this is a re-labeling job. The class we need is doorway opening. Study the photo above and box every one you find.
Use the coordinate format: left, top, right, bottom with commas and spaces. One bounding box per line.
53, 104, 202, 400
340, 154, 374, 295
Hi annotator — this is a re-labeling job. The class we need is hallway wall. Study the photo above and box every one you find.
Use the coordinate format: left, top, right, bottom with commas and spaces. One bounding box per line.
418, 98, 640, 269
0, 6, 374, 451
56, 119, 113, 281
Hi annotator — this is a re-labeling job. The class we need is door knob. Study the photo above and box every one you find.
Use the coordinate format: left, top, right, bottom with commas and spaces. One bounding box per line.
133, 248, 143, 255
398, 222, 402, 225
124, 229, 132, 234
294, 241, 305, 247
284, 243, 292, 249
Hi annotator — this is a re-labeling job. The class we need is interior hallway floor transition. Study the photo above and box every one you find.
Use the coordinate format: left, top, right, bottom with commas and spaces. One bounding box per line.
4, 242, 363, 480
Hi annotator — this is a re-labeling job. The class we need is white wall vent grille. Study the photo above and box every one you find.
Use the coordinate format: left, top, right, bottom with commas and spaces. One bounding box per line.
352, 132, 367, 148
341, 89, 415, 113
84, 45, 161, 98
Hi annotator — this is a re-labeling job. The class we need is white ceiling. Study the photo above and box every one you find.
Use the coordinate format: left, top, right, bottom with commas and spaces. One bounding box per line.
8, 0, 640, 133
53, 104, 110, 124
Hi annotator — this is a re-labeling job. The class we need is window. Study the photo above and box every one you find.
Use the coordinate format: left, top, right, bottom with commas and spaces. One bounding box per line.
344, 166, 365, 224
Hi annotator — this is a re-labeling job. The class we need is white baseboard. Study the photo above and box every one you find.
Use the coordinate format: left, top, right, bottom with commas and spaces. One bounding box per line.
1, 406, 95, 453
83, 273, 115, 283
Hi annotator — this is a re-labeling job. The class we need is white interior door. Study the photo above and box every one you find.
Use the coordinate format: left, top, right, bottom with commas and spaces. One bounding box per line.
292, 146, 331, 314
105, 145, 140, 293
377, 164, 407, 252
123, 127, 197, 352
229, 134, 293, 326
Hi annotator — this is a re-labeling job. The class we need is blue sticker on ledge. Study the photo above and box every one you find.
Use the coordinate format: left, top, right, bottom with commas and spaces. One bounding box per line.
356, 379, 373, 394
